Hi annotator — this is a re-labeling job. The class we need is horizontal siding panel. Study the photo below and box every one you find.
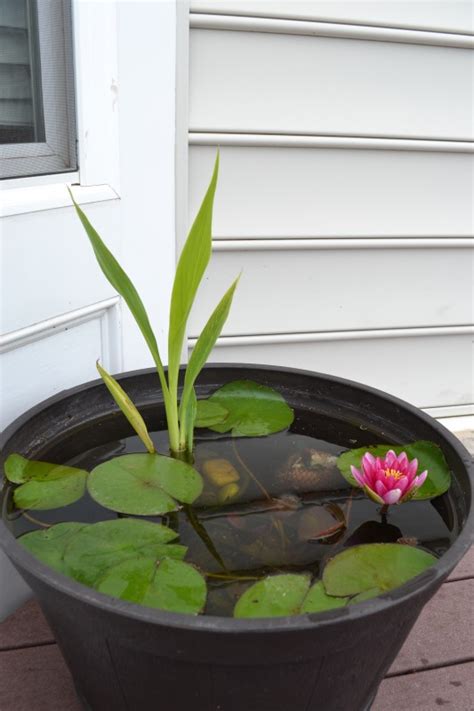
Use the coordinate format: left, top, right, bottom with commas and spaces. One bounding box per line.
194, 331, 474, 408
190, 2, 474, 35
189, 146, 474, 237
189, 245, 473, 336
189, 29, 473, 139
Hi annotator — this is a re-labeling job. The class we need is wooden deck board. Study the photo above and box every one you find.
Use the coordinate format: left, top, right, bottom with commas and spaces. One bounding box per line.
0, 645, 81, 711
0, 574, 472, 709
0, 598, 54, 651
388, 578, 474, 675
373, 661, 474, 710
448, 546, 474, 581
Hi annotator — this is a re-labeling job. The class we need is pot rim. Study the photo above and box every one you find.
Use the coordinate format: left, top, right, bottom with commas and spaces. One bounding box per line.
1, 363, 473, 633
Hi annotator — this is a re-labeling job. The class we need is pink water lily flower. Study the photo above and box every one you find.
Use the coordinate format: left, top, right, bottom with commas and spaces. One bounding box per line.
351, 450, 428, 505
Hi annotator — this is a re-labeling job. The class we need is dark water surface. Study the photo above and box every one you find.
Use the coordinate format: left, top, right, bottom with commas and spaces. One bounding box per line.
8, 410, 459, 617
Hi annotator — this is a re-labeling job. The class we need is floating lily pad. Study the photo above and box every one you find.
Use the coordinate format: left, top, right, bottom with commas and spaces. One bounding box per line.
63, 518, 185, 586
97, 557, 207, 614
4, 454, 87, 510
195, 400, 229, 428
87, 453, 203, 515
337, 441, 451, 500
300, 581, 349, 614
201, 380, 294, 437
349, 588, 383, 604
234, 573, 311, 618
20, 523, 87, 574
323, 543, 437, 598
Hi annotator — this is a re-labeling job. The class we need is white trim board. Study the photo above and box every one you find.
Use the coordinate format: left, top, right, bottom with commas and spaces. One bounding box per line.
0, 297, 120, 354
0, 182, 119, 218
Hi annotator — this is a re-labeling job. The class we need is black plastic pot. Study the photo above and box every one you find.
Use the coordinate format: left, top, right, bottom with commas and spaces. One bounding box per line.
1, 364, 472, 711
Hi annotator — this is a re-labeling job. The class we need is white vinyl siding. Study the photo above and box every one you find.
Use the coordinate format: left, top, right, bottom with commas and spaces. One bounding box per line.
186, 2, 474, 417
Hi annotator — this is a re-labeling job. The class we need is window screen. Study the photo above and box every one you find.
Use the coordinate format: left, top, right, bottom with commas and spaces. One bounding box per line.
0, 0, 77, 179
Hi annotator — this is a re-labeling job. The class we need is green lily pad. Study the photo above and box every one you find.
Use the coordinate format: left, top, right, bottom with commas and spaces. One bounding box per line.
96, 557, 207, 614
202, 380, 294, 437
87, 453, 203, 515
349, 588, 384, 604
63, 518, 186, 586
4, 454, 87, 510
20, 523, 87, 574
337, 441, 451, 500
194, 400, 229, 428
300, 581, 349, 614
234, 574, 311, 618
323, 543, 437, 598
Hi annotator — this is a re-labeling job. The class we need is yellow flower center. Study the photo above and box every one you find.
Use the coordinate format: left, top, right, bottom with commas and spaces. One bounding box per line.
384, 468, 403, 480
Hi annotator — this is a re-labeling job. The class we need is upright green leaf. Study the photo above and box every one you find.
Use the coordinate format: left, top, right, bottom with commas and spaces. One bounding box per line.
96, 361, 155, 454
5, 454, 87, 510
167, 154, 219, 402
179, 276, 239, 447
182, 387, 197, 453
68, 189, 167, 393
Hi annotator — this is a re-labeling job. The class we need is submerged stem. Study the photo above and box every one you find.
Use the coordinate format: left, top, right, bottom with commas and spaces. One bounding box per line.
231, 439, 272, 502
23, 512, 51, 529
205, 572, 262, 582
183, 504, 228, 572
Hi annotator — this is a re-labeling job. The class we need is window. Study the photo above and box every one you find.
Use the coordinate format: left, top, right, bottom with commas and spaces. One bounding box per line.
0, 0, 77, 179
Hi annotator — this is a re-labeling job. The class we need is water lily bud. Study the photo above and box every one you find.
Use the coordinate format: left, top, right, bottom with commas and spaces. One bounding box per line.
350, 450, 428, 506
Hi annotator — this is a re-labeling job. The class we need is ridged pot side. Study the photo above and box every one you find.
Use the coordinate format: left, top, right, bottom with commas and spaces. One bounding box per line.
1, 365, 472, 711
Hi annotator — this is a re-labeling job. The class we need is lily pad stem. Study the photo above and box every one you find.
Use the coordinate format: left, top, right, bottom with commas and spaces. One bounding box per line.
231, 439, 272, 502
22, 512, 52, 529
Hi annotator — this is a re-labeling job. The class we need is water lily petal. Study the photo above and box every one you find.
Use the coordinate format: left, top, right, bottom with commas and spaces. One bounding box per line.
397, 451, 408, 469
350, 466, 365, 488
364, 486, 384, 505
396, 476, 409, 494
383, 488, 402, 505
413, 470, 428, 489
408, 458, 419, 477
385, 450, 397, 467
375, 480, 387, 496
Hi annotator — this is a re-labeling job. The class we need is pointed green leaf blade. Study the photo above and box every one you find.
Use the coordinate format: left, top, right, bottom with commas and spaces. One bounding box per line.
97, 557, 207, 614
234, 573, 311, 618
96, 361, 155, 454
6, 455, 88, 510
87, 453, 203, 515
337, 441, 451, 500
323, 543, 437, 598
179, 276, 239, 445
68, 189, 166, 385
203, 380, 294, 437
168, 154, 219, 395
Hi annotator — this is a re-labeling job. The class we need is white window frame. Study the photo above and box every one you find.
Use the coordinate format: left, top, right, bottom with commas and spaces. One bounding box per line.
0, 0, 77, 179
0, 0, 120, 215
